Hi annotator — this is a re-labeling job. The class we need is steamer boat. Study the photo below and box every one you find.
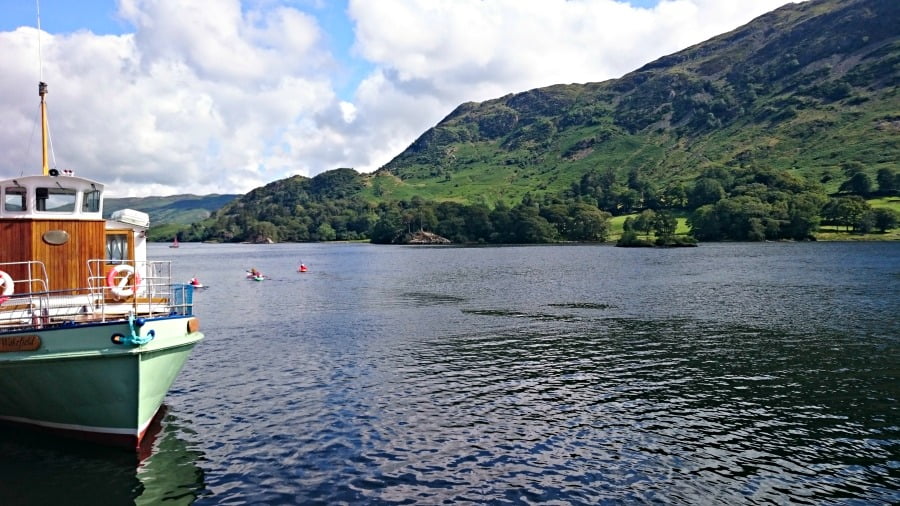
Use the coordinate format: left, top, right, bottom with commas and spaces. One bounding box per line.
0, 79, 203, 448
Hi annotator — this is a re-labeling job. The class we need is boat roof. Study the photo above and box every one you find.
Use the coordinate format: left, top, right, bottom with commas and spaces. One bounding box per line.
0, 173, 105, 220
0, 173, 103, 189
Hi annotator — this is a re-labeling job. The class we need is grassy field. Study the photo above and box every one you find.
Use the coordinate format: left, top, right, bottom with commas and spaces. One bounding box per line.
607, 199, 900, 243
607, 213, 691, 243
815, 197, 900, 241
815, 226, 900, 241
868, 196, 900, 210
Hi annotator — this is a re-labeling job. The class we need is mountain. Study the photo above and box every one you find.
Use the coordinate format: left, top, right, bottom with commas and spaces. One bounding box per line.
106, 194, 238, 225
371, 0, 898, 204
193, 0, 899, 244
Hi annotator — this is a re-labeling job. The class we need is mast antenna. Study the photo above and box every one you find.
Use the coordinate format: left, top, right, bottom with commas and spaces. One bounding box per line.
36, 0, 43, 83
36, 0, 51, 175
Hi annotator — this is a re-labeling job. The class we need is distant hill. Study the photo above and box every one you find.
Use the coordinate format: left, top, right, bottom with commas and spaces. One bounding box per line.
105, 194, 238, 225
191, 0, 899, 244
372, 0, 899, 204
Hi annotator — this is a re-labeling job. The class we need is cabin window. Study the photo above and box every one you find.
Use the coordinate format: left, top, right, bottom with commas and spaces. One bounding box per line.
36, 186, 76, 212
106, 233, 129, 263
4, 187, 26, 211
82, 189, 101, 213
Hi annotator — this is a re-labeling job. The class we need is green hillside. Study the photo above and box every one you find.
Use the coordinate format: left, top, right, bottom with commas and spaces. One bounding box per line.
106, 194, 238, 225
189, 0, 899, 244
105, 194, 238, 241
374, 0, 898, 204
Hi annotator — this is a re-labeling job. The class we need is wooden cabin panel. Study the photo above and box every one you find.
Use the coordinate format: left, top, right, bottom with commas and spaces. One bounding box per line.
0, 221, 34, 284
31, 220, 106, 292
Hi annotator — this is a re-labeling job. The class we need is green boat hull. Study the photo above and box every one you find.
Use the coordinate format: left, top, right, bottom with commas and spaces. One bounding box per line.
0, 316, 203, 448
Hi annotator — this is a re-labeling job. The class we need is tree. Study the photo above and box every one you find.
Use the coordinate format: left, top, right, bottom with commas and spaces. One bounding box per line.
508, 206, 558, 243
876, 168, 897, 193
539, 204, 572, 237
872, 208, 899, 232
370, 211, 403, 244
653, 211, 677, 242
839, 172, 873, 195
249, 221, 278, 243
662, 183, 688, 208
315, 223, 336, 241
712, 196, 770, 240
632, 209, 656, 237
413, 206, 438, 232
465, 204, 494, 242
855, 211, 875, 234
616, 229, 642, 246
841, 161, 866, 178
783, 192, 826, 239
688, 205, 722, 241
688, 178, 726, 208
616, 188, 641, 214
600, 167, 617, 189
567, 203, 611, 241
823, 196, 870, 232
488, 202, 514, 243
434, 202, 468, 242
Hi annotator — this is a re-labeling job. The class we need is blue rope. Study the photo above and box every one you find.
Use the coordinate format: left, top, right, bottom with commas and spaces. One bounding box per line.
115, 313, 156, 346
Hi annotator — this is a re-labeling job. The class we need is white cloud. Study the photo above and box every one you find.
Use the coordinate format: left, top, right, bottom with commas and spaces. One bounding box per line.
339, 101, 357, 123
348, 0, 802, 103
0, 0, 804, 197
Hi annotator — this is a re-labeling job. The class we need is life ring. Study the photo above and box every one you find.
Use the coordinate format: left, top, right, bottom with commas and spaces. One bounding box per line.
106, 264, 142, 298
0, 270, 13, 296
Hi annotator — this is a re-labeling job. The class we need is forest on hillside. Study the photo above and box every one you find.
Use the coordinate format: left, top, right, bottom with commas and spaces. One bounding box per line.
173, 165, 899, 245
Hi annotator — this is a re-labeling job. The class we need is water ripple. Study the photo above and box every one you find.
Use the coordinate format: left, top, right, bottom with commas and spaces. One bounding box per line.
7, 243, 896, 505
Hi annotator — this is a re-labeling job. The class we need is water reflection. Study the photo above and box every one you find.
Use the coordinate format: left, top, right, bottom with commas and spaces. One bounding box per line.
135, 407, 208, 505
0, 406, 206, 505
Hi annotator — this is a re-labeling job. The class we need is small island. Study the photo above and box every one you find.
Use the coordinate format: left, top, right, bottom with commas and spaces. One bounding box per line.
615, 210, 698, 247
404, 230, 451, 245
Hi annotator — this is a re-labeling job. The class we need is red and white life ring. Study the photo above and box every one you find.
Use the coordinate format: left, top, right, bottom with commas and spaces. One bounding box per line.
106, 264, 142, 298
0, 270, 14, 296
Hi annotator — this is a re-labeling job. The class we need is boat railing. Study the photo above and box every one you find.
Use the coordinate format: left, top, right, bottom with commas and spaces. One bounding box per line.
0, 261, 55, 328
87, 259, 195, 319
0, 260, 194, 332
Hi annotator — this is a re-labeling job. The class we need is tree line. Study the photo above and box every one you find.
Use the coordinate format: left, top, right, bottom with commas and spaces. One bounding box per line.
177, 165, 898, 244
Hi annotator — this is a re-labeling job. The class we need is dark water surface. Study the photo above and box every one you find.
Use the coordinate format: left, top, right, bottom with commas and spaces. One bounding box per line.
1, 242, 897, 504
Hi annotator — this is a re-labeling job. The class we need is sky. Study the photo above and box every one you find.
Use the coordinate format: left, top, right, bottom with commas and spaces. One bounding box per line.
0, 0, 806, 197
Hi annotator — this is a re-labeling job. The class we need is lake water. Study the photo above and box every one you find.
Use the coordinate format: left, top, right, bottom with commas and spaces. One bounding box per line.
0, 242, 897, 505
